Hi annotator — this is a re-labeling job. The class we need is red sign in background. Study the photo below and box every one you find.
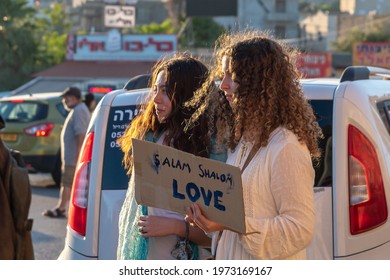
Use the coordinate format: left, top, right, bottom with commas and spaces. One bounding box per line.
353, 42, 390, 69
297, 52, 332, 78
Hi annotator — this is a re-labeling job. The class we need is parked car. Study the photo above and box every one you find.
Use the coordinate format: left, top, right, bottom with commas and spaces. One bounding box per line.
59, 66, 390, 260
0, 92, 68, 185
0, 92, 105, 185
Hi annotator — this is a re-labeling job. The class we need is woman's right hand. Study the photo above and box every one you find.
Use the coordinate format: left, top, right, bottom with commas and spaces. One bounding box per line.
186, 203, 228, 234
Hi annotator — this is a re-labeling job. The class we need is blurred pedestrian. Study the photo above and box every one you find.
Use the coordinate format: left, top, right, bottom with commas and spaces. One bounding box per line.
42, 87, 90, 218
83, 92, 97, 113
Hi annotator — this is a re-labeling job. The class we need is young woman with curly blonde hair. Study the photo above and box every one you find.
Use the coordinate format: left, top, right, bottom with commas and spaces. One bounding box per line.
186, 30, 323, 260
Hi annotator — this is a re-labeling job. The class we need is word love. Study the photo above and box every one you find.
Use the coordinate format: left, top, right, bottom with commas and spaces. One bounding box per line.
172, 179, 225, 211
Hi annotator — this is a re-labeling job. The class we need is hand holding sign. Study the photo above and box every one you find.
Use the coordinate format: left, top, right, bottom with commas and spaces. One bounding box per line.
132, 138, 246, 233
186, 203, 228, 235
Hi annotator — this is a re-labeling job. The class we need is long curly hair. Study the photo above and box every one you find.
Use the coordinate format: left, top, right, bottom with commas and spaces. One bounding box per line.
187, 30, 323, 158
118, 53, 212, 173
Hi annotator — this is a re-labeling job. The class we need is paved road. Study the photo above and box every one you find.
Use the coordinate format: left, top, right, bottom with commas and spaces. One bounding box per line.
29, 173, 67, 260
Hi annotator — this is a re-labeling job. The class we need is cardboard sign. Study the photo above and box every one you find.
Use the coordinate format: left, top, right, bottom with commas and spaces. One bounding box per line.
132, 138, 246, 233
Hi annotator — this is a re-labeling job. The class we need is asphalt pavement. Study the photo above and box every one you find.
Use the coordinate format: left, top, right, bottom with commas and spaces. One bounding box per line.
29, 173, 68, 260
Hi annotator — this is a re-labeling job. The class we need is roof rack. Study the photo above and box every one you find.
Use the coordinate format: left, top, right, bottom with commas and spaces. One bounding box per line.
124, 74, 151, 90
340, 66, 390, 82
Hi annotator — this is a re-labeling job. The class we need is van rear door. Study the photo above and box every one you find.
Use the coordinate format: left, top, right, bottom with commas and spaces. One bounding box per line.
332, 80, 390, 259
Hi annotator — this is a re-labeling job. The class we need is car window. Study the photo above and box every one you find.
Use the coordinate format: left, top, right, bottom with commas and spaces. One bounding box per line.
377, 100, 390, 135
0, 101, 48, 122
55, 102, 69, 118
100, 100, 333, 189
309, 100, 333, 187
102, 105, 141, 190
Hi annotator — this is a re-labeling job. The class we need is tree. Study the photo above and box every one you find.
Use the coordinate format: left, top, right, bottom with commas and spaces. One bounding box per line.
299, 1, 318, 15
333, 17, 390, 52
0, 0, 37, 91
0, 1, 71, 91
299, 1, 339, 14
34, 3, 71, 70
318, 1, 339, 13
129, 18, 177, 34
184, 17, 226, 48
164, 0, 185, 29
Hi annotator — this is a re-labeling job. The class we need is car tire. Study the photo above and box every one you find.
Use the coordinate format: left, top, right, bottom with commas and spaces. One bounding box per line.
51, 153, 61, 186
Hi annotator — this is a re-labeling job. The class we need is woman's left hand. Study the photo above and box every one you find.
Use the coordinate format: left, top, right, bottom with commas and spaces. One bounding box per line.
186, 203, 227, 234
138, 215, 183, 238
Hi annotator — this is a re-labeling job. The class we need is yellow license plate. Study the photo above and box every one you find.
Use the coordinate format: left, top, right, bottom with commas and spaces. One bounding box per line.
0, 133, 17, 142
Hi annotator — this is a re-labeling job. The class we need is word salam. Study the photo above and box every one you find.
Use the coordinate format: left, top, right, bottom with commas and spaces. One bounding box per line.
153, 154, 191, 174
153, 154, 233, 187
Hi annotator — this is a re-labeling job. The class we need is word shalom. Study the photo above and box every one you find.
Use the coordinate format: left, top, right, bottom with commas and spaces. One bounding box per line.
153, 154, 233, 186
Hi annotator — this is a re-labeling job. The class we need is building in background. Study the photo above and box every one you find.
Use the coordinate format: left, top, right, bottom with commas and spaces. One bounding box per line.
299, 10, 338, 52
68, 0, 170, 34
212, 0, 300, 41
340, 0, 390, 15
23, 0, 390, 84
12, 32, 176, 94
300, 10, 390, 52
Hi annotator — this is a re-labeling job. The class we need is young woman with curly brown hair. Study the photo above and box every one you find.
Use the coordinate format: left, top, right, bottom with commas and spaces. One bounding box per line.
116, 53, 227, 260
186, 30, 323, 260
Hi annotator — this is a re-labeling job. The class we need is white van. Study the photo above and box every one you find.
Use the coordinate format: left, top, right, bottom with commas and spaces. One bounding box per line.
59, 66, 390, 259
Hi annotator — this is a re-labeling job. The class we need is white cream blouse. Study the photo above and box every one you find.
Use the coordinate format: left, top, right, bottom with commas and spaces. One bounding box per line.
213, 127, 315, 259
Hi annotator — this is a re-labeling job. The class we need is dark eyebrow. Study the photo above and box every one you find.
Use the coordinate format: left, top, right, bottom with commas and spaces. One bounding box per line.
153, 84, 168, 91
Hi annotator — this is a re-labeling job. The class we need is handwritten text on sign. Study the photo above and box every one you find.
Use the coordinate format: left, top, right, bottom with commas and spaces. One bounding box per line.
132, 138, 246, 233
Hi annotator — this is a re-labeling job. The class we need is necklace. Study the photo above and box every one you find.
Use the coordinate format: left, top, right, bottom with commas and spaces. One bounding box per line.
237, 142, 249, 168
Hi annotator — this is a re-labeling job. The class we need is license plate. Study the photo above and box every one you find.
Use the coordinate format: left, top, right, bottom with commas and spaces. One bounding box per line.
0, 133, 17, 142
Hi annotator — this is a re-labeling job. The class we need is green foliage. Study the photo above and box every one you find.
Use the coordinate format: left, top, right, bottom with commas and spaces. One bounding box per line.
332, 29, 365, 52
318, 1, 339, 13
333, 20, 390, 52
0, 0, 37, 91
34, 3, 71, 69
365, 25, 390, 42
299, 1, 339, 14
0, 1, 71, 91
299, 1, 318, 14
129, 18, 177, 34
188, 17, 226, 48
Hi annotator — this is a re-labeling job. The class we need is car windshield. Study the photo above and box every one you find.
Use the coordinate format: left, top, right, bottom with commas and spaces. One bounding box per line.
0, 101, 48, 123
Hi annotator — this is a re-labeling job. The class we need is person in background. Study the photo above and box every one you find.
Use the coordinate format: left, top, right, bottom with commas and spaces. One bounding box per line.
42, 87, 90, 218
83, 92, 97, 113
116, 53, 227, 260
185, 30, 323, 260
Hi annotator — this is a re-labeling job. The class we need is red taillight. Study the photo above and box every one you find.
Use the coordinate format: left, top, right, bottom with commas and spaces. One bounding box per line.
348, 125, 387, 234
68, 132, 94, 236
24, 123, 54, 137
